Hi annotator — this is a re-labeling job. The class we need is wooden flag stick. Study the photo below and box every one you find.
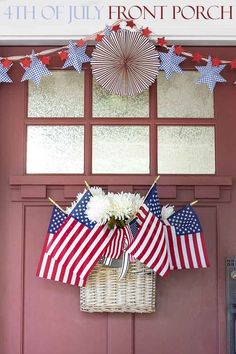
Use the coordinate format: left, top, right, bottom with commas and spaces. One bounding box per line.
144, 175, 160, 200
84, 180, 91, 191
84, 180, 95, 196
190, 200, 199, 206
48, 197, 65, 213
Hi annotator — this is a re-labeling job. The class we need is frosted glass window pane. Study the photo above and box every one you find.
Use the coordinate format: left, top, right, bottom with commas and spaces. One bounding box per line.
27, 126, 84, 173
28, 71, 84, 117
92, 126, 149, 173
158, 126, 215, 174
158, 72, 214, 118
93, 81, 149, 117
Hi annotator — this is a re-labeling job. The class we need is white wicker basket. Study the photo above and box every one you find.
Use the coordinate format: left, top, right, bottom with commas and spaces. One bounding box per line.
80, 261, 156, 313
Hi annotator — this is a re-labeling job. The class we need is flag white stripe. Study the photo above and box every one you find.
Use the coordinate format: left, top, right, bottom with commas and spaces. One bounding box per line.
53, 221, 81, 260
171, 226, 182, 269
147, 232, 165, 269
46, 217, 75, 256
163, 226, 173, 270
72, 226, 111, 276
139, 220, 162, 263
159, 255, 170, 277
58, 226, 88, 265
188, 234, 198, 268
196, 233, 207, 268
47, 258, 56, 278
153, 244, 168, 273
63, 225, 104, 282
39, 233, 54, 277
79, 228, 115, 280
181, 236, 190, 269
132, 213, 156, 258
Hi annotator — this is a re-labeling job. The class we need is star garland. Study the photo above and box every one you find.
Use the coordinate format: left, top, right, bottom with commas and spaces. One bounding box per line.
159, 46, 186, 79
62, 41, 91, 73
0, 19, 235, 92
195, 56, 226, 92
0, 61, 13, 83
21, 50, 52, 86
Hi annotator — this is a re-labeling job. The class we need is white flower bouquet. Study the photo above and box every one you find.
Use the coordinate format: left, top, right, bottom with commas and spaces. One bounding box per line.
86, 191, 144, 229
67, 187, 144, 229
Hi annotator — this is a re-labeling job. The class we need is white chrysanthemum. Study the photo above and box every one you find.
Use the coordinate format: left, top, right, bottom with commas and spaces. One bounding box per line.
90, 187, 105, 196
66, 187, 105, 214
86, 195, 111, 225
109, 192, 144, 221
131, 193, 144, 217
161, 204, 175, 220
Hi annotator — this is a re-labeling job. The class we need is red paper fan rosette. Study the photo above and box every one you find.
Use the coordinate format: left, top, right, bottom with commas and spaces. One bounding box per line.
91, 30, 160, 96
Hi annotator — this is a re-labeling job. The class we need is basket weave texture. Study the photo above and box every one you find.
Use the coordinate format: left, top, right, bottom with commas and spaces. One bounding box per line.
80, 261, 156, 313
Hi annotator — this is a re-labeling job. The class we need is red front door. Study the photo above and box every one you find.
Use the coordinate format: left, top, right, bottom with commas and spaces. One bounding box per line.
0, 45, 235, 354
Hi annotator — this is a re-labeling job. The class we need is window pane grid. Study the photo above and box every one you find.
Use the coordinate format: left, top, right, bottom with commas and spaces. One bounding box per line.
25, 64, 216, 175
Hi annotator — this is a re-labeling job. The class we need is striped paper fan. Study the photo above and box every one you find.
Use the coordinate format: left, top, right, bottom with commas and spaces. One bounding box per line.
91, 30, 160, 96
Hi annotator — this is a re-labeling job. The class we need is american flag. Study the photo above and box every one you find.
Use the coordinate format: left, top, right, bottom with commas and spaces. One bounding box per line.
45, 191, 116, 287
165, 205, 210, 270
103, 228, 125, 266
36, 206, 76, 285
126, 203, 170, 277
46, 190, 95, 257
137, 183, 162, 224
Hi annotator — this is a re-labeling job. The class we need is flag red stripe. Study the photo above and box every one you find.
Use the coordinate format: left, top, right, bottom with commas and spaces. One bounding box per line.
149, 237, 166, 271
153, 245, 168, 273
185, 236, 194, 268
55, 225, 96, 272
194, 234, 203, 267
36, 233, 75, 286
166, 226, 177, 269
129, 212, 155, 256
66, 226, 114, 284
55, 225, 91, 264
36, 232, 50, 276
176, 236, 185, 268
139, 221, 163, 265
198, 234, 210, 267
47, 218, 79, 257
127, 207, 169, 277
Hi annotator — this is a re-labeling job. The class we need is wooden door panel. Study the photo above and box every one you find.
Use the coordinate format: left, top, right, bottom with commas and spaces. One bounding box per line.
24, 205, 108, 354
135, 206, 218, 354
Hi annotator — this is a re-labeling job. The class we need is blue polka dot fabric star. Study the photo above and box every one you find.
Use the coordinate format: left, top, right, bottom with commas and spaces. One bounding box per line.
104, 25, 112, 37
48, 207, 67, 234
21, 50, 52, 86
159, 46, 186, 79
63, 41, 91, 73
70, 190, 96, 229
168, 205, 202, 236
0, 62, 13, 83
144, 184, 162, 220
195, 56, 226, 92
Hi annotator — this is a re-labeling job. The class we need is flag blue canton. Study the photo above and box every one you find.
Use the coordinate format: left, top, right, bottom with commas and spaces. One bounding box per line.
63, 41, 91, 73
168, 205, 202, 236
21, 50, 52, 86
48, 207, 67, 234
144, 184, 161, 219
70, 190, 96, 229
129, 218, 139, 237
159, 45, 186, 80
